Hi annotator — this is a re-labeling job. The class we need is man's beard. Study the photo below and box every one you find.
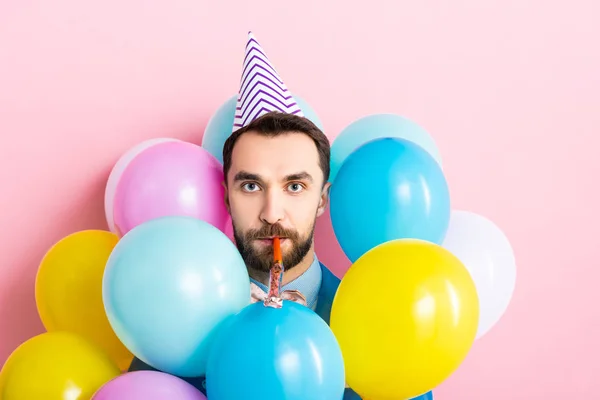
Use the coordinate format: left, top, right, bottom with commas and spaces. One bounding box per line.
233, 221, 315, 276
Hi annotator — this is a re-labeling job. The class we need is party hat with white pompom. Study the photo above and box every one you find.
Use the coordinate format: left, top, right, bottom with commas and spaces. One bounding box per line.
232, 31, 304, 131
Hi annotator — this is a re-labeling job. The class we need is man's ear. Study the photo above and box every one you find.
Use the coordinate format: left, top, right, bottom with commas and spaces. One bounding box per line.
222, 180, 231, 214
316, 181, 331, 217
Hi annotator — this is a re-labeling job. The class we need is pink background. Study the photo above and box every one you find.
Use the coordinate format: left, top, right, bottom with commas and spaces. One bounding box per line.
0, 1, 597, 398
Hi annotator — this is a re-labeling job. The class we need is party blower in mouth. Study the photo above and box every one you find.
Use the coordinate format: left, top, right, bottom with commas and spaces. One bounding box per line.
263, 236, 284, 308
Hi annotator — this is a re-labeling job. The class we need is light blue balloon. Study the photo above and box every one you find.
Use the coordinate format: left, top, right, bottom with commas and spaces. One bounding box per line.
202, 94, 324, 164
330, 114, 442, 183
103, 216, 251, 378
330, 137, 450, 262
206, 301, 346, 400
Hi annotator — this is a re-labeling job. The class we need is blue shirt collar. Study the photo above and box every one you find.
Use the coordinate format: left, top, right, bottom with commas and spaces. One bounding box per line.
249, 253, 322, 310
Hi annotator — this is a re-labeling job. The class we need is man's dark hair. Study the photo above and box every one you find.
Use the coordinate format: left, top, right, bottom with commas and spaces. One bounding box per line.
222, 111, 330, 185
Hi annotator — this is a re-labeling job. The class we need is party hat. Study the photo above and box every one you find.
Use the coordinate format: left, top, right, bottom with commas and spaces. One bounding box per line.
233, 31, 304, 131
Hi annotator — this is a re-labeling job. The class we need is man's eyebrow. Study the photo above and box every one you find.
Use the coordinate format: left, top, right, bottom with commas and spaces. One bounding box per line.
233, 171, 263, 182
284, 172, 313, 182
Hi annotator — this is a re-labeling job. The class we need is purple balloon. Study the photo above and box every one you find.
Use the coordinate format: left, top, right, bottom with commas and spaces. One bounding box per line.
112, 141, 228, 237
92, 371, 207, 400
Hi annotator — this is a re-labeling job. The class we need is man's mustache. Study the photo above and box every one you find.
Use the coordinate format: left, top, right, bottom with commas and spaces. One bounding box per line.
244, 224, 299, 241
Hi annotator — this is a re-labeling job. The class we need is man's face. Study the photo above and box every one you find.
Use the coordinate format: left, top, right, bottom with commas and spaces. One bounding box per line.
224, 131, 330, 274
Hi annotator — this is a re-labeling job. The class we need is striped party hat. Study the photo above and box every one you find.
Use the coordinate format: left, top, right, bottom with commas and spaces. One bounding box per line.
233, 31, 304, 131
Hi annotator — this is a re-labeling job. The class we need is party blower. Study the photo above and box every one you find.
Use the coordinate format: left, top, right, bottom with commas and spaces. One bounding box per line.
263, 236, 285, 308
204, 236, 346, 400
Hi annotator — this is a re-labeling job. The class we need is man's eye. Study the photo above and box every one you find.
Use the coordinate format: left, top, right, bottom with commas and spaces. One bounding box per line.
287, 183, 304, 193
242, 183, 260, 192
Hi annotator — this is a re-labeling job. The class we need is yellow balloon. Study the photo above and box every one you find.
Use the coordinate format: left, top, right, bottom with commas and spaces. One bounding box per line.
0, 331, 121, 399
330, 239, 480, 400
35, 230, 133, 371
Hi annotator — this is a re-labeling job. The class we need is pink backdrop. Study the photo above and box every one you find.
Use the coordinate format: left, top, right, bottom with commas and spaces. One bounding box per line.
1, 1, 598, 398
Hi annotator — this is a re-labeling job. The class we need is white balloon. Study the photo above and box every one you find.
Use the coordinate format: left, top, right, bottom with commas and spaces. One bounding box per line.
442, 210, 516, 339
104, 138, 181, 233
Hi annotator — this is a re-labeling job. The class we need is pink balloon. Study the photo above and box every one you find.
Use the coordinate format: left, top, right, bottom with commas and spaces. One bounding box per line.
113, 141, 228, 237
224, 216, 235, 243
92, 371, 206, 400
105, 138, 181, 233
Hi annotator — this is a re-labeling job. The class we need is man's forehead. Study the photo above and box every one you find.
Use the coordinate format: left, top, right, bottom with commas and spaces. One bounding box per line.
228, 132, 321, 180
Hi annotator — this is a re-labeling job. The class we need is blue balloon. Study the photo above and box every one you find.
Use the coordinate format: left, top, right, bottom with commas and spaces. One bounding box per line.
343, 388, 433, 400
415, 391, 434, 400
330, 114, 442, 183
202, 94, 324, 164
103, 216, 251, 377
205, 301, 346, 400
330, 137, 450, 262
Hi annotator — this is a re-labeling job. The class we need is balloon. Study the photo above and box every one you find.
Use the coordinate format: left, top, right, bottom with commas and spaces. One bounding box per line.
35, 230, 133, 371
442, 210, 516, 339
330, 137, 450, 262
127, 357, 207, 394
0, 331, 120, 400
103, 216, 250, 377
91, 371, 206, 400
343, 388, 434, 400
206, 301, 346, 400
330, 239, 479, 400
330, 114, 442, 183
202, 94, 325, 164
105, 137, 181, 233
223, 216, 235, 243
112, 140, 228, 237
414, 392, 434, 400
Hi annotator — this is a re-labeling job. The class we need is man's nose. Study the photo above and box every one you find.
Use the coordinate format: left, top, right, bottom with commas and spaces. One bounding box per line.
259, 190, 285, 225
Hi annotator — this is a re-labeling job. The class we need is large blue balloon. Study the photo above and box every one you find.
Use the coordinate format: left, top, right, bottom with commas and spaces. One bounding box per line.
330, 114, 442, 183
205, 301, 346, 400
103, 216, 251, 377
330, 137, 450, 262
202, 94, 324, 164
